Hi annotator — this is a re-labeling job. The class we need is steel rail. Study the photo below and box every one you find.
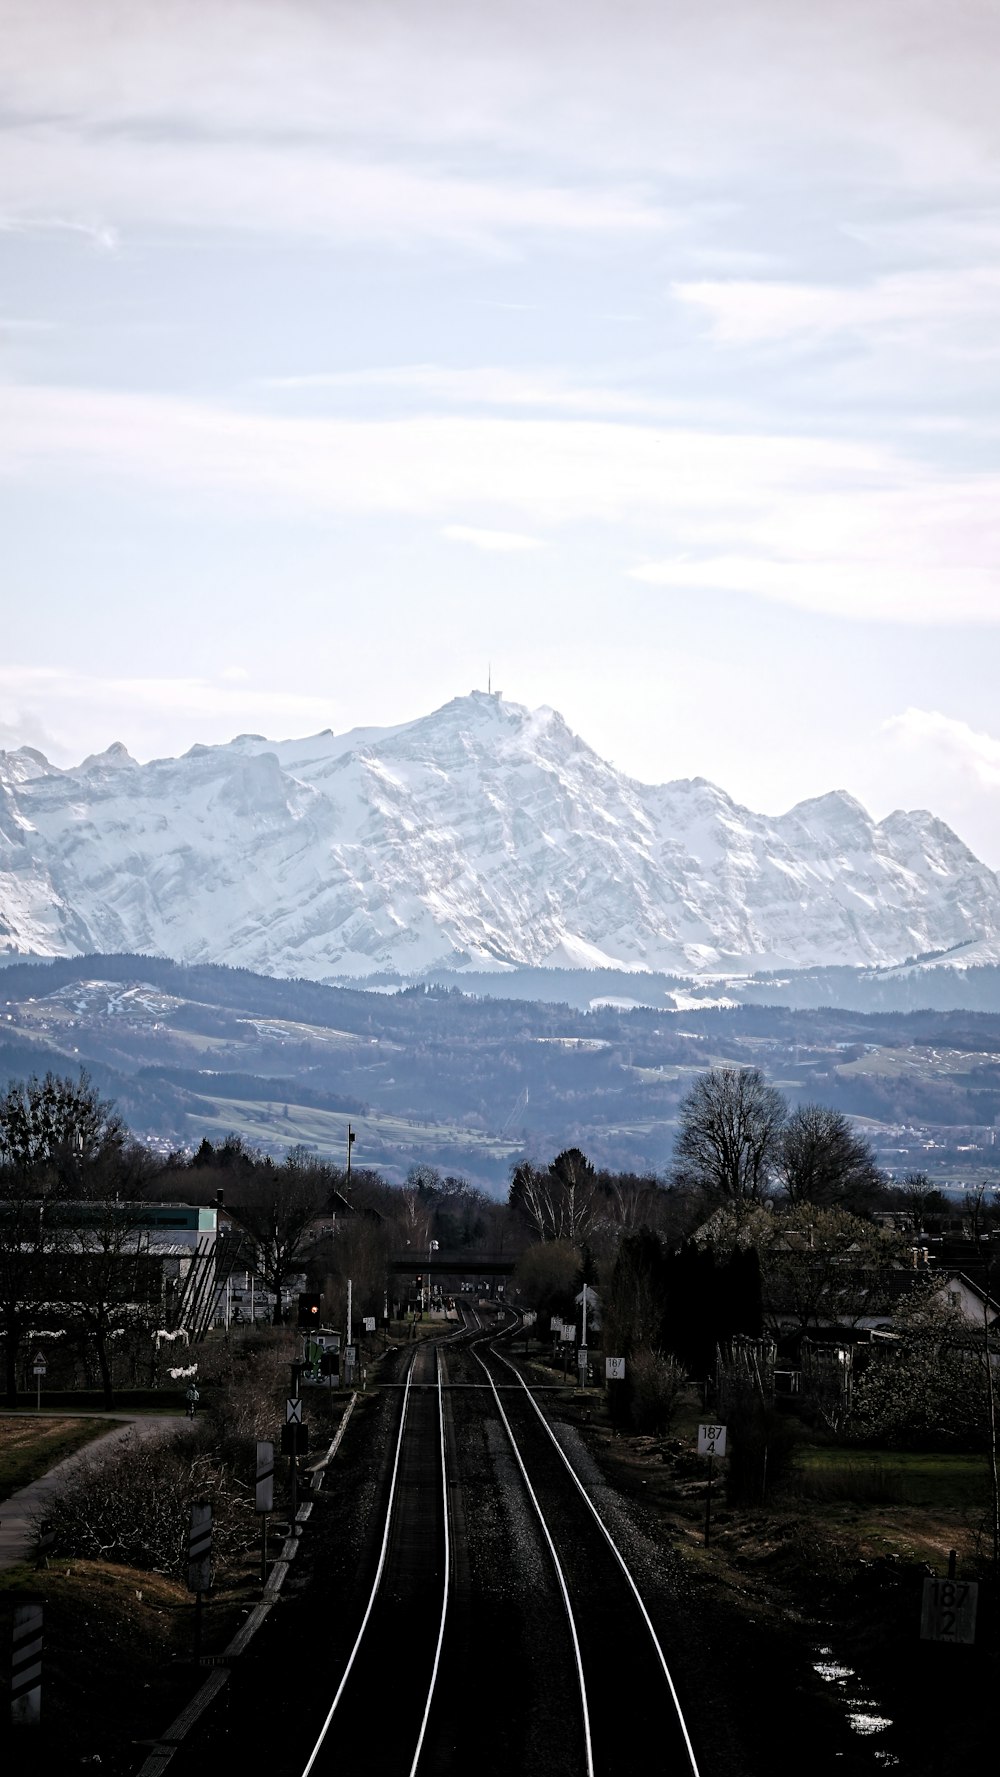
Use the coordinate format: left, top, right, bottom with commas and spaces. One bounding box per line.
408, 1349, 450, 1777
488, 1314, 702, 1777
300, 1322, 463, 1777
467, 1326, 595, 1777
299, 1348, 421, 1775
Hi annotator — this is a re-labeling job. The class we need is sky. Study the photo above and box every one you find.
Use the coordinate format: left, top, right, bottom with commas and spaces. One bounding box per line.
3, 1, 1000, 861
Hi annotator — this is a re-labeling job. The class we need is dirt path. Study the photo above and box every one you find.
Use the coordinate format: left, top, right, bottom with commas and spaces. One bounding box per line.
0, 1416, 181, 1569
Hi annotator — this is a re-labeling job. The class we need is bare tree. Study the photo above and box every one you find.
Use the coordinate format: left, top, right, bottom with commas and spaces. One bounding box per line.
509, 1150, 599, 1241
0, 1070, 127, 1193
56, 1200, 161, 1407
778, 1103, 884, 1211
0, 1071, 138, 1405
224, 1148, 332, 1322
674, 1068, 786, 1201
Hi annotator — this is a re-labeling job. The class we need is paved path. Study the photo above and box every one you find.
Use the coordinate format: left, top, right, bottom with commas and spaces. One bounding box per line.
0, 1414, 181, 1570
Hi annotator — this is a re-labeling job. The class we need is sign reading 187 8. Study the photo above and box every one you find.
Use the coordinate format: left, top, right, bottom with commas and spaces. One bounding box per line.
697, 1423, 727, 1458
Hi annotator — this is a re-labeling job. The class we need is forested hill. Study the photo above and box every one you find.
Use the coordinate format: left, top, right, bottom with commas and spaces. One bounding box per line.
3, 953, 1000, 1188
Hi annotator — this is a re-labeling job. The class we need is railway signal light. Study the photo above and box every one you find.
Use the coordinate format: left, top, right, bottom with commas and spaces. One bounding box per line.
297, 1292, 321, 1327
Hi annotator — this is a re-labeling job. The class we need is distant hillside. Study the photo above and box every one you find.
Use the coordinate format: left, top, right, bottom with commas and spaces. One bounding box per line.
3, 953, 1000, 1191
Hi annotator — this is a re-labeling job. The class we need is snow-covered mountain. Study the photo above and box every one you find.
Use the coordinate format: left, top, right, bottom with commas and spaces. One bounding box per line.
2, 690, 1000, 981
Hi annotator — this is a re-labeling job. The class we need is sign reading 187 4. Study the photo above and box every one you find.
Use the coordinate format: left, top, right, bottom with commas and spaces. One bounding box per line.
697, 1423, 727, 1458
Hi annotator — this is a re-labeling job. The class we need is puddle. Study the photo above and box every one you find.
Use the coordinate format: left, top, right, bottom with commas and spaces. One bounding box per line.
812, 1646, 899, 1766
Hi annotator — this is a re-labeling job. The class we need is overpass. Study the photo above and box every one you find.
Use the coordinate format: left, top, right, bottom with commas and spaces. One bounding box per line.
388, 1250, 515, 1279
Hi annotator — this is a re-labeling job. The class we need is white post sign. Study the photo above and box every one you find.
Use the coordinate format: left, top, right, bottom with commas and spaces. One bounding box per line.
187, 1503, 213, 1594
285, 1397, 302, 1425
697, 1423, 727, 1458
921, 1578, 978, 1644
10, 1599, 43, 1726
605, 1356, 626, 1381
255, 1439, 274, 1514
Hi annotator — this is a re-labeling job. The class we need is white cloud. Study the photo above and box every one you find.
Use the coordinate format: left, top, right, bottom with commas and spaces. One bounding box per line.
4, 382, 1000, 626
0, 127, 666, 251
262, 365, 670, 417
5, 1, 1000, 188
877, 707, 1000, 867
883, 708, 1000, 790
672, 269, 1000, 350
442, 525, 545, 552
0, 665, 335, 764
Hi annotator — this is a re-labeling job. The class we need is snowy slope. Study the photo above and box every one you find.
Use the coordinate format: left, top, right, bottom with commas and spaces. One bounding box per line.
2, 691, 1000, 980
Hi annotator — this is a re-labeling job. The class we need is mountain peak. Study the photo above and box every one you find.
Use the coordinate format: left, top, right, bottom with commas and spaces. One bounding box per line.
80, 741, 136, 773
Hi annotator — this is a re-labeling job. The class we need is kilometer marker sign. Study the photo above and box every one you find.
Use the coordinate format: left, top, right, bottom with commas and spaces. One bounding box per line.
697, 1423, 727, 1457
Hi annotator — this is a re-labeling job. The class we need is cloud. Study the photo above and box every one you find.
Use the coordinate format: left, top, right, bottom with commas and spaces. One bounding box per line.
261, 365, 669, 417
442, 524, 545, 552
6, 1, 1000, 188
883, 708, 1000, 790
0, 214, 118, 251
878, 707, 1000, 867
0, 664, 335, 763
0, 127, 667, 252
4, 381, 1000, 625
673, 269, 1000, 350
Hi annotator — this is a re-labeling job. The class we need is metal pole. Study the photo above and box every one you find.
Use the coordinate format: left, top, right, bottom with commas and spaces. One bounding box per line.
261, 1515, 268, 1591
36, 1373, 41, 1413
704, 1454, 714, 1546
347, 1277, 352, 1348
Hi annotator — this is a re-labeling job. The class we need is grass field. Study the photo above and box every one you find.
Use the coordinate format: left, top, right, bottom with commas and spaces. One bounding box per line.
0, 1416, 117, 1502
795, 1444, 992, 1509
184, 1092, 523, 1166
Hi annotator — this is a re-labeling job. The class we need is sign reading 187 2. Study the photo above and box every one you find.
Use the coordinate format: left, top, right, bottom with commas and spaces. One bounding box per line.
697, 1423, 727, 1458
920, 1578, 978, 1644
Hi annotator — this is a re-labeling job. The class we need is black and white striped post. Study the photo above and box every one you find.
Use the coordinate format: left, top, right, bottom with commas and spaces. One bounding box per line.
187, 1503, 213, 1662
11, 1597, 43, 1727
256, 1439, 274, 1590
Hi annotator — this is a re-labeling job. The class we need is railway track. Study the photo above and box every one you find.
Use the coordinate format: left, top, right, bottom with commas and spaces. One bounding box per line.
296, 1305, 700, 1777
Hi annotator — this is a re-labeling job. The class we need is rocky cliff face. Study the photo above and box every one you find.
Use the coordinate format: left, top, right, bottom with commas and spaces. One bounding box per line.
2, 690, 998, 980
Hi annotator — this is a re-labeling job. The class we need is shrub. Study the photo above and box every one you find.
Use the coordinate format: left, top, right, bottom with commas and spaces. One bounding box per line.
627, 1347, 689, 1434
38, 1428, 255, 1580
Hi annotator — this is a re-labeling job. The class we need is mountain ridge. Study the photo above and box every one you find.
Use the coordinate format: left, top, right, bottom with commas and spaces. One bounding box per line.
2, 689, 999, 981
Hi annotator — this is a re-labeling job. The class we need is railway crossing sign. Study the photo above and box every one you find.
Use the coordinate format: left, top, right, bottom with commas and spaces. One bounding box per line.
697, 1423, 727, 1457
285, 1397, 302, 1424
31, 1353, 46, 1376
605, 1356, 626, 1381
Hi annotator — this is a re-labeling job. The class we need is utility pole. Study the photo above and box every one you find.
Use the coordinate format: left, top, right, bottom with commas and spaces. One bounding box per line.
346, 1124, 355, 1185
